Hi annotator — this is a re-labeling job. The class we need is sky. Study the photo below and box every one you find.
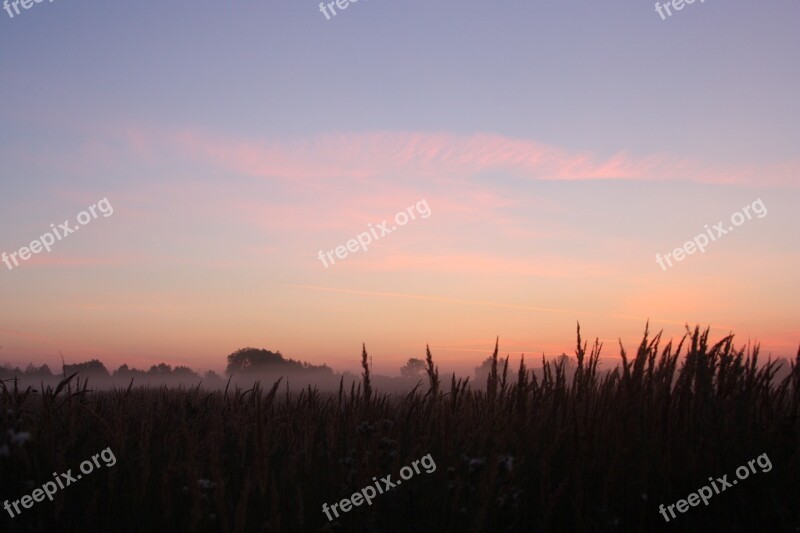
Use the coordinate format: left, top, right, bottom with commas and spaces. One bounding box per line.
0, 0, 798, 377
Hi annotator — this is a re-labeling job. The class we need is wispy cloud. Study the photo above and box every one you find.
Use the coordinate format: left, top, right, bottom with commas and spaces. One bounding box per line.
162, 129, 798, 186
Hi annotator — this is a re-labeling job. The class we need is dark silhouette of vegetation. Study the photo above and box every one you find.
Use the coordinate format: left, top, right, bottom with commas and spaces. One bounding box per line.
474, 355, 494, 384
203, 370, 223, 382
0, 324, 797, 531
0, 364, 54, 380
425, 344, 439, 396
62, 359, 109, 378
24, 363, 53, 378
400, 357, 426, 378
361, 343, 371, 403
225, 347, 333, 376
112, 364, 147, 379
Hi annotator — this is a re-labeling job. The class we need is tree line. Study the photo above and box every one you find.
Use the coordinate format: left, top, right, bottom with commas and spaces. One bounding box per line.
0, 347, 334, 381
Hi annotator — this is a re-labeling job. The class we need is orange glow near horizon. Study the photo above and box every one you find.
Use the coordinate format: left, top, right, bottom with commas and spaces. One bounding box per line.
1, 127, 798, 378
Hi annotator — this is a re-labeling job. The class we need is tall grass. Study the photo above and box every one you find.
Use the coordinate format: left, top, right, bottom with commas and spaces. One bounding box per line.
0, 325, 797, 532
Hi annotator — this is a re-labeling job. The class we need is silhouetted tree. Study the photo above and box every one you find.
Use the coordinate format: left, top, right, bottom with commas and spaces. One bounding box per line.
63, 359, 109, 377
172, 366, 198, 378
555, 354, 576, 379
0, 363, 22, 378
148, 363, 172, 376
204, 370, 223, 382
225, 347, 330, 376
308, 363, 334, 376
24, 363, 52, 377
474, 356, 494, 385
113, 364, 147, 378
226, 348, 286, 374
400, 357, 426, 378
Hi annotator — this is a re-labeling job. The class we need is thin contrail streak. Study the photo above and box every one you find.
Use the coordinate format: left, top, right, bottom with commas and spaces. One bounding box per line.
286, 284, 734, 331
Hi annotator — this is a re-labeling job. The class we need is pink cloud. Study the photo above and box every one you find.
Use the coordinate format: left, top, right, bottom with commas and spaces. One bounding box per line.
161, 129, 799, 186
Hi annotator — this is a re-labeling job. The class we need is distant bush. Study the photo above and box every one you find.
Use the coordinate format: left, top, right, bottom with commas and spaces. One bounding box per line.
63, 359, 109, 378
225, 347, 333, 376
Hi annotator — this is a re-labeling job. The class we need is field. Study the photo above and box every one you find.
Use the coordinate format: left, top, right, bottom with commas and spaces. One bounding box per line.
1, 326, 798, 532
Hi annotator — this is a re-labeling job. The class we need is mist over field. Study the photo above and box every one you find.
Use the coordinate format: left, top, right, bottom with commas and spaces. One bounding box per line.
2, 332, 797, 395
2, 327, 799, 531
